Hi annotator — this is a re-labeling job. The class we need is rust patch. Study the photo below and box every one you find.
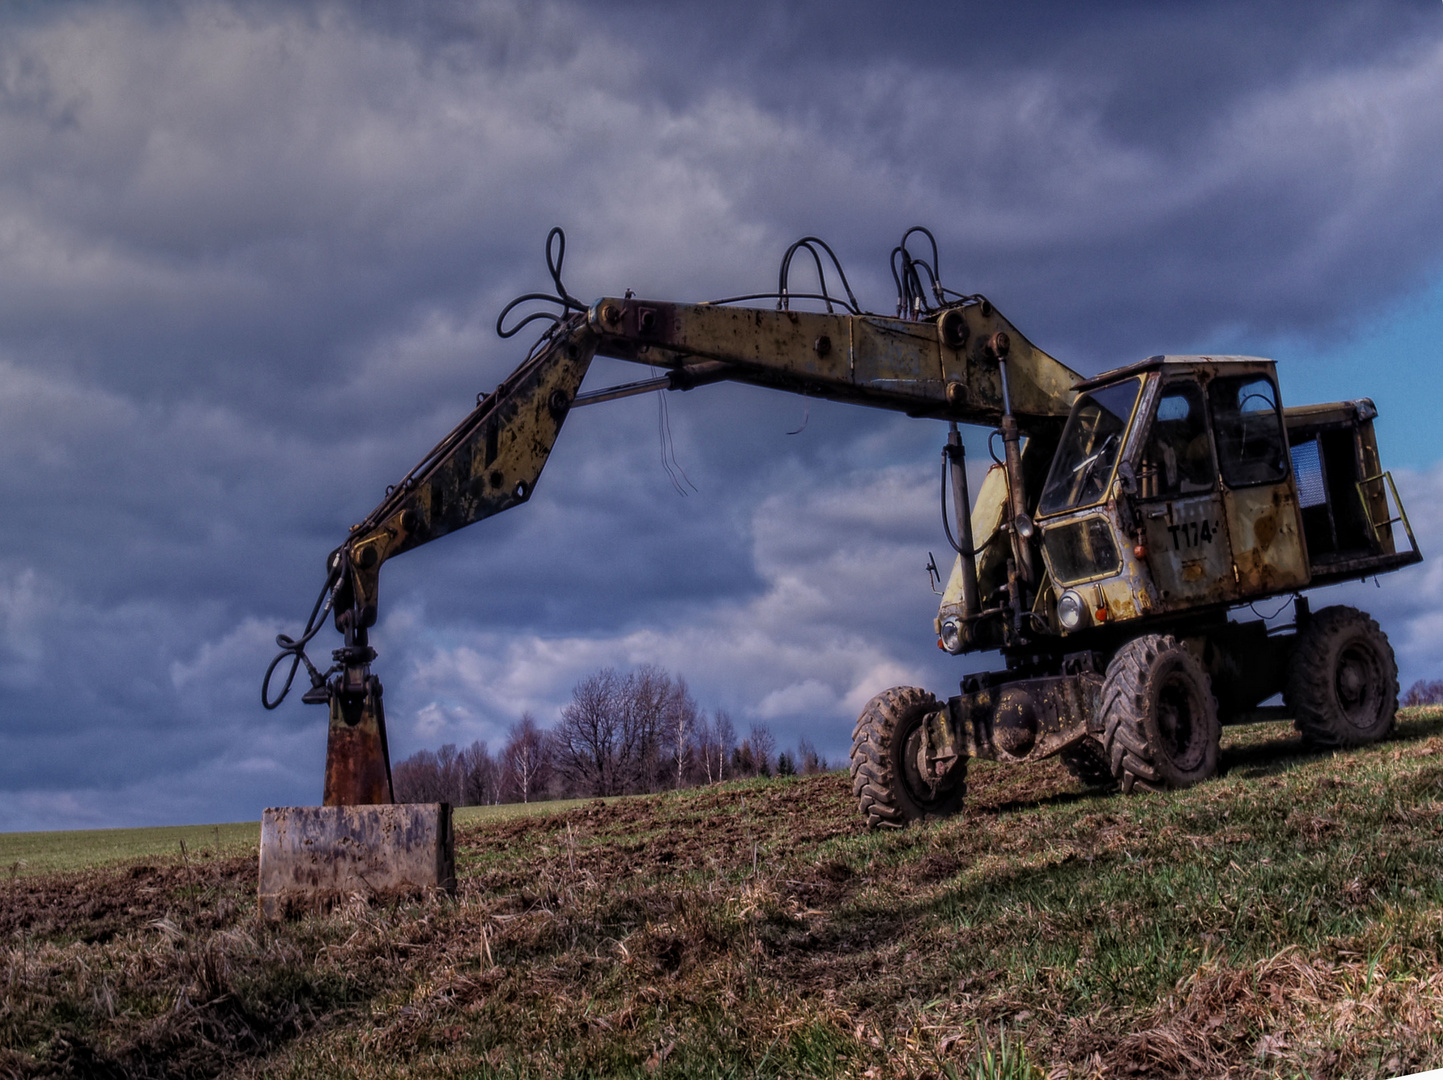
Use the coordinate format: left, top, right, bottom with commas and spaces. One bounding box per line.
1254, 511, 1278, 551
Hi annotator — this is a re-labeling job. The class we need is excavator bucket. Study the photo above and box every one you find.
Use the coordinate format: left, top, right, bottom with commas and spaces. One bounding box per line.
258, 686, 456, 917
258, 802, 455, 918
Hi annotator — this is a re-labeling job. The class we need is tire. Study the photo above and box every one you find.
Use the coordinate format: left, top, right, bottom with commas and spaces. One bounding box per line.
1101, 635, 1220, 794
1285, 605, 1397, 747
850, 686, 966, 829
1059, 737, 1116, 788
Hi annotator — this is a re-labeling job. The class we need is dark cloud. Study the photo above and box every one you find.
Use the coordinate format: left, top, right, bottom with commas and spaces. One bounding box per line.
1, 0, 1441, 828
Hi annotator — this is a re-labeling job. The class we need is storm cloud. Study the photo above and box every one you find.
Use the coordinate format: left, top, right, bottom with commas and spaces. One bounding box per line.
2, 0, 1442, 829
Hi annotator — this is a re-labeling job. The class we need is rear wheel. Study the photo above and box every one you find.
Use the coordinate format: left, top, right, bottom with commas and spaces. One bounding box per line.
851, 686, 966, 829
1286, 605, 1397, 747
1101, 634, 1220, 793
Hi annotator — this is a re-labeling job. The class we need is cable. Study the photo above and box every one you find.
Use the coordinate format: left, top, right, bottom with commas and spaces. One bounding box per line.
939, 448, 994, 558
496, 227, 588, 339
262, 564, 341, 709
776, 236, 861, 313
655, 370, 697, 496
892, 225, 944, 318
703, 292, 860, 309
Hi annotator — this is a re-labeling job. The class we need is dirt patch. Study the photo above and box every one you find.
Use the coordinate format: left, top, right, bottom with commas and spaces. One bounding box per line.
0, 856, 254, 944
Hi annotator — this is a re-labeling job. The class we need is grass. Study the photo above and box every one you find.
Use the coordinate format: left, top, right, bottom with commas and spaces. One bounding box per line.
0, 796, 624, 879
0, 821, 260, 878
3, 708, 1443, 1078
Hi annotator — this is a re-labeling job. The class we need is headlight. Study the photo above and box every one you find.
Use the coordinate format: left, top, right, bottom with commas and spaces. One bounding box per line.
940, 615, 965, 653
1057, 589, 1089, 632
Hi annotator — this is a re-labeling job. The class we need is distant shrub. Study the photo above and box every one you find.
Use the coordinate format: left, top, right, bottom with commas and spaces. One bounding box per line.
1403, 679, 1443, 707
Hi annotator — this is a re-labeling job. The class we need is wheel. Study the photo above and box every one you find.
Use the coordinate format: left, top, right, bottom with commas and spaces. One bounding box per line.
1285, 605, 1397, 747
850, 686, 966, 829
1059, 737, 1116, 788
1101, 635, 1220, 793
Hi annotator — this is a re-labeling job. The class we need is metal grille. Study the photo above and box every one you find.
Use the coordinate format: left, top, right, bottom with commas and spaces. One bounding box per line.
1290, 439, 1327, 508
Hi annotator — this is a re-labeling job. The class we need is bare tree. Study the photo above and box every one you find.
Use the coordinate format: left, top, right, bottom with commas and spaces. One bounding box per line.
619, 664, 670, 793
749, 723, 777, 778
502, 713, 552, 803
797, 737, 828, 775
393, 748, 440, 803
459, 740, 498, 805
691, 712, 715, 784
554, 668, 624, 797
669, 677, 698, 789
713, 710, 736, 781
436, 743, 464, 804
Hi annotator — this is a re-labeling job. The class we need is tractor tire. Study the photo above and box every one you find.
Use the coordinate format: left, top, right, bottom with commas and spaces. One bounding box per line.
1285, 605, 1397, 748
1101, 634, 1220, 794
1059, 737, 1116, 788
850, 686, 966, 830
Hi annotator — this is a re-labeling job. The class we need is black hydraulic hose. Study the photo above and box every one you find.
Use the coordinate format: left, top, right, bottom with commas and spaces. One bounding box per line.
776, 236, 861, 313
940, 449, 993, 559
262, 564, 340, 709
496, 227, 589, 339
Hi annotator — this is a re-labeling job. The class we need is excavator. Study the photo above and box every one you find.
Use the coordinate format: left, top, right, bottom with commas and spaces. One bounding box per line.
264, 228, 1421, 830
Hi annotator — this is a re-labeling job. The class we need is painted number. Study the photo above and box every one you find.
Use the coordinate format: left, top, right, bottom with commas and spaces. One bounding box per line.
1167, 520, 1220, 551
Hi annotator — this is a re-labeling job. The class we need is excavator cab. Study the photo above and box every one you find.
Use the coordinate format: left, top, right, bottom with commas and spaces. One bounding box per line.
1034, 356, 1312, 631
1030, 355, 1419, 637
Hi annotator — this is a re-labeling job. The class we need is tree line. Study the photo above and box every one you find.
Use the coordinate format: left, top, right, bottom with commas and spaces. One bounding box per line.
1403, 678, 1443, 707
392, 664, 832, 805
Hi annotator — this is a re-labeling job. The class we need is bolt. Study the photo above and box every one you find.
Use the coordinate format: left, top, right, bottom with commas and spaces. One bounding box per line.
601, 304, 621, 327
987, 331, 1010, 360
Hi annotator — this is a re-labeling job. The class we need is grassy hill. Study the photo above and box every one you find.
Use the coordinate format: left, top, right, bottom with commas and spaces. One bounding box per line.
3, 710, 1443, 1079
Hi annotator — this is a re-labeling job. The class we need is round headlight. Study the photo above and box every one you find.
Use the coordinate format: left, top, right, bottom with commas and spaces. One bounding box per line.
1057, 589, 1089, 632
940, 615, 964, 654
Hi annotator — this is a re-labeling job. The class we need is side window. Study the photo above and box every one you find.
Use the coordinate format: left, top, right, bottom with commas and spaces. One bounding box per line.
1208, 375, 1288, 488
1137, 382, 1215, 499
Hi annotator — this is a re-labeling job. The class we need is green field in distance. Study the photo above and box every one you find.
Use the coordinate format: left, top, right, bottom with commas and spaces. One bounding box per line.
0, 796, 618, 877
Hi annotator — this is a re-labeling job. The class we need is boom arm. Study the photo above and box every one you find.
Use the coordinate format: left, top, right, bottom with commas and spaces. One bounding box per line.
339, 297, 1078, 634
272, 285, 1080, 805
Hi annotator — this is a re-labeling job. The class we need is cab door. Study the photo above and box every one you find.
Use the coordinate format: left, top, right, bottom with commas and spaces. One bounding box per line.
1135, 379, 1237, 611
1207, 374, 1309, 596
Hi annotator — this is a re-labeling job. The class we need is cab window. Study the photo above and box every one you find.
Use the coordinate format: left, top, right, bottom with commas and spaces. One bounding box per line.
1136, 382, 1215, 499
1208, 375, 1288, 488
1038, 377, 1142, 516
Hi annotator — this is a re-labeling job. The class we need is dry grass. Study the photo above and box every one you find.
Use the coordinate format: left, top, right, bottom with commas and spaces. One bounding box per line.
4, 709, 1443, 1079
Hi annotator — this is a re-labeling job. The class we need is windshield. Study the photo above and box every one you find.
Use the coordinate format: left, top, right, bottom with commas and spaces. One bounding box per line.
1038, 377, 1142, 516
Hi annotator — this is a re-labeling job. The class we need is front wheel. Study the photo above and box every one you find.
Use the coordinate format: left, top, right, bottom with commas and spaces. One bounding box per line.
1286, 605, 1397, 747
850, 686, 966, 829
1101, 634, 1220, 794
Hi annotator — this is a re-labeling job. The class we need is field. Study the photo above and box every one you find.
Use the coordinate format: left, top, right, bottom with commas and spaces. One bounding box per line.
3, 711, 1443, 1079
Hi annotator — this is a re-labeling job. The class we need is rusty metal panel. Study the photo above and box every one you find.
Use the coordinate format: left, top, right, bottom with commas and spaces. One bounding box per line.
850, 316, 943, 396
1139, 493, 1237, 610
955, 671, 1101, 763
323, 690, 393, 807
1224, 482, 1309, 596
258, 803, 456, 919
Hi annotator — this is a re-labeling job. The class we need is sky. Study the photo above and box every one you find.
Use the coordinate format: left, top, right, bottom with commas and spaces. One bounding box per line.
2, 0, 1443, 830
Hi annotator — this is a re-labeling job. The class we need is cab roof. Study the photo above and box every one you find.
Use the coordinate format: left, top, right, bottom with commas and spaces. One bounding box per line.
1073, 354, 1273, 393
